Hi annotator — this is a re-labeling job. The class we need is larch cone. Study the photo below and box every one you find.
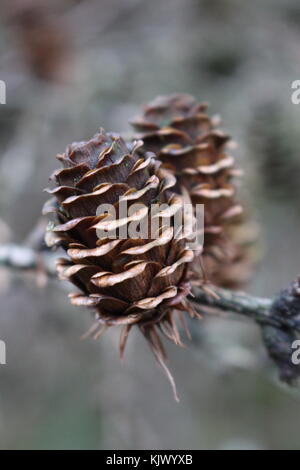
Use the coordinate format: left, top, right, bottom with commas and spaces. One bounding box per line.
131, 93, 255, 288
43, 129, 201, 400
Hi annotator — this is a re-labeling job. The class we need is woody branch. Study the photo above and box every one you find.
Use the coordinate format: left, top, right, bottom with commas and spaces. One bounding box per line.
1, 242, 300, 383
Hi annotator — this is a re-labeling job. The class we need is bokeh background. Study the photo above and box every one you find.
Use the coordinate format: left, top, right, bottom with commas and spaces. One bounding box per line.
1, 0, 300, 450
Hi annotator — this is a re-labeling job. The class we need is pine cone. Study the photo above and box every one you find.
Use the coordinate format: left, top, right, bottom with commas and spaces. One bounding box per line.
10, 1, 70, 82
43, 130, 199, 400
131, 93, 253, 288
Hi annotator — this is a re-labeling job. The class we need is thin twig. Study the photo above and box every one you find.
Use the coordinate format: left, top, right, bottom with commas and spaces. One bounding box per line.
191, 286, 300, 333
0, 243, 56, 276
1, 243, 300, 384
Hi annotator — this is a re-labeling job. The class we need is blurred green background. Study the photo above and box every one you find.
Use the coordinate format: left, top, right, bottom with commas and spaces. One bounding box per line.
1, 0, 300, 450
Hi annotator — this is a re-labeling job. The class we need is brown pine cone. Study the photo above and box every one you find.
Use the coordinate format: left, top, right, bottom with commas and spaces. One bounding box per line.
131, 93, 254, 288
43, 129, 199, 400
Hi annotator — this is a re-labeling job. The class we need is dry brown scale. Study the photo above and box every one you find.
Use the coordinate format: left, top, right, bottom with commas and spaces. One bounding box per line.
44, 129, 201, 400
131, 93, 254, 288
